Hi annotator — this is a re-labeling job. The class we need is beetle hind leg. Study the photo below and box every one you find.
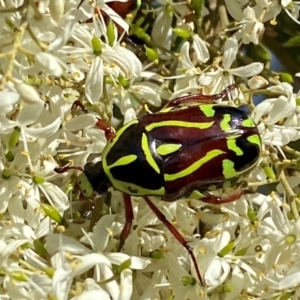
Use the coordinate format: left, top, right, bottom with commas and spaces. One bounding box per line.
200, 188, 254, 204
118, 193, 134, 251
165, 83, 238, 108
143, 196, 204, 285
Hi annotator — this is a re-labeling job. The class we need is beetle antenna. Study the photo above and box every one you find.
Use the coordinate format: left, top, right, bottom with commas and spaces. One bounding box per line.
55, 164, 84, 173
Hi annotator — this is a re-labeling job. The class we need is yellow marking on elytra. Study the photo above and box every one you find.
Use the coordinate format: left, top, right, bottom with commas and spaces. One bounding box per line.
220, 114, 231, 131
242, 118, 255, 127
227, 136, 243, 156
156, 143, 182, 156
222, 159, 236, 179
247, 134, 261, 148
200, 104, 215, 117
165, 149, 225, 181
117, 180, 165, 196
142, 133, 160, 174
146, 120, 214, 131
109, 154, 137, 168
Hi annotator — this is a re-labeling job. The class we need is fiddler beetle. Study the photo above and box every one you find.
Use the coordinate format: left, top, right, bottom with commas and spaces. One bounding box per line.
56, 84, 262, 285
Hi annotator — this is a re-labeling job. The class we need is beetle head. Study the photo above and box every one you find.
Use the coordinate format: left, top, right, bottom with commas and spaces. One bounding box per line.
77, 161, 111, 197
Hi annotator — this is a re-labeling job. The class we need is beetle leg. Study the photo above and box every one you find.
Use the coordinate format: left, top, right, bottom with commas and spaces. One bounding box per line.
54, 164, 84, 173
200, 188, 253, 204
118, 193, 134, 251
165, 83, 238, 108
95, 118, 115, 141
71, 101, 115, 141
143, 196, 204, 286
71, 100, 89, 114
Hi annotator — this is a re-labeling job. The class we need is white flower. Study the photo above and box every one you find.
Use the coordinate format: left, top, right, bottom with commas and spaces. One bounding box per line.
257, 201, 300, 267
151, 0, 189, 49
253, 82, 300, 146
35, 52, 65, 77
232, 6, 265, 44
253, 82, 297, 125
199, 37, 264, 94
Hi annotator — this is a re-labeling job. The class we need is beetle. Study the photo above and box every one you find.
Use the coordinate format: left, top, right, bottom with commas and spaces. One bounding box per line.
58, 84, 262, 285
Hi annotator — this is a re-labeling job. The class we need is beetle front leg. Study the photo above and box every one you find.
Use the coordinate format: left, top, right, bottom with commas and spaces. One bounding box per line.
95, 118, 115, 141
118, 193, 134, 251
71, 101, 115, 141
166, 83, 238, 108
143, 196, 204, 286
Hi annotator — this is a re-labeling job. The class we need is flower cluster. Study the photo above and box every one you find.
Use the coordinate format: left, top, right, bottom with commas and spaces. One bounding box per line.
0, 0, 300, 299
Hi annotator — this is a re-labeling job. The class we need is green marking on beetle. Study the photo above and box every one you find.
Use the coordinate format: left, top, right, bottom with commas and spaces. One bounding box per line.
220, 114, 231, 131
165, 149, 225, 181
199, 104, 215, 117
156, 143, 182, 156
222, 159, 236, 179
77, 173, 94, 198
109, 154, 137, 168
102, 119, 138, 175
142, 133, 160, 174
146, 120, 214, 131
242, 118, 255, 128
114, 179, 165, 196
227, 137, 243, 156
247, 134, 261, 148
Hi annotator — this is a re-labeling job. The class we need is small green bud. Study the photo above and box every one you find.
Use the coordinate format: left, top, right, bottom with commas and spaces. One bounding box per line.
181, 276, 196, 286
9, 127, 21, 150
218, 241, 234, 257
107, 19, 115, 46
34, 239, 49, 258
247, 208, 258, 223
173, 28, 191, 39
144, 46, 159, 61
150, 249, 164, 259
45, 267, 55, 278
285, 235, 296, 244
10, 271, 28, 281
280, 72, 294, 84
118, 75, 130, 89
41, 203, 63, 224
91, 36, 102, 55
2, 169, 11, 179
33, 175, 45, 184
223, 283, 234, 293
5, 150, 14, 162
